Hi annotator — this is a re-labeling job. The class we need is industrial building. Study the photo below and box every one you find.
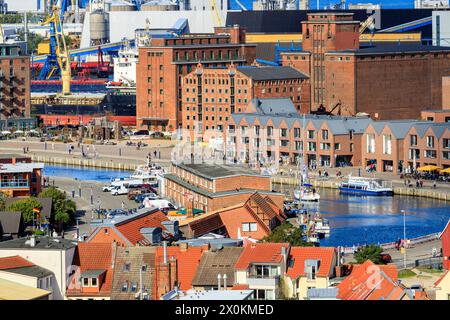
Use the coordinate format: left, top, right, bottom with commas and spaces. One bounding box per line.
181, 64, 310, 142
136, 25, 256, 131
281, 12, 450, 119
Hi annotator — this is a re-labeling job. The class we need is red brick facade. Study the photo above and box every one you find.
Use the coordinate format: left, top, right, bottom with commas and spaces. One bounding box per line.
136, 26, 256, 131
0, 46, 31, 123
281, 12, 450, 119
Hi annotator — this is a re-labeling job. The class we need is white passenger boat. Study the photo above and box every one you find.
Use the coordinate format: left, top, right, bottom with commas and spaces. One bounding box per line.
339, 177, 393, 196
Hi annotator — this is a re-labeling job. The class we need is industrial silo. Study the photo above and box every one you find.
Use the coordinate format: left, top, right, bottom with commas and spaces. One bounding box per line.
110, 0, 137, 11
140, 0, 179, 11
90, 10, 110, 46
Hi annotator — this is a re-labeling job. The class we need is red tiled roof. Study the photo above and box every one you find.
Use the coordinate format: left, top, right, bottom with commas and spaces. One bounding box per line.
115, 211, 169, 245
68, 243, 114, 296
232, 284, 250, 290
287, 247, 336, 279
155, 246, 205, 291
235, 243, 290, 270
0, 255, 34, 270
337, 260, 405, 300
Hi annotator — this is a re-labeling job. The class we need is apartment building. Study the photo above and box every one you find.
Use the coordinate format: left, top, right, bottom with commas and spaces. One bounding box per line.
136, 26, 256, 131
234, 243, 290, 300
181, 64, 309, 142
362, 121, 450, 173
0, 156, 44, 197
0, 44, 34, 130
225, 98, 372, 167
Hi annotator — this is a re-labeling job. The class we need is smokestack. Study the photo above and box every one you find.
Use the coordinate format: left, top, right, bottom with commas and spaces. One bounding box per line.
217, 274, 222, 291
223, 274, 227, 289
163, 241, 167, 265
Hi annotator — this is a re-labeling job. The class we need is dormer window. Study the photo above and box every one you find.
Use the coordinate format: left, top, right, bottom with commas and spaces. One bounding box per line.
91, 277, 98, 287
123, 263, 131, 272
83, 278, 89, 286
121, 282, 129, 292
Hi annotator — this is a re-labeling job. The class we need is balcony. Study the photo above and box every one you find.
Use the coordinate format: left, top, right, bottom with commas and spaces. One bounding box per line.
247, 276, 279, 287
0, 179, 29, 189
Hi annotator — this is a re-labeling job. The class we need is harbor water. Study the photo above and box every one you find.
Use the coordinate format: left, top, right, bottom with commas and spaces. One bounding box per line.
43, 164, 450, 247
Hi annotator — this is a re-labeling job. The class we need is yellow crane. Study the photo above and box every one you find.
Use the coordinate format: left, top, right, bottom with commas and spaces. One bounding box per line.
210, 0, 223, 27
40, 4, 72, 95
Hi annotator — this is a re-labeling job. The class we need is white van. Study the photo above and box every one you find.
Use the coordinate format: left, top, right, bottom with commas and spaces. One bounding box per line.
142, 198, 176, 210
110, 185, 129, 196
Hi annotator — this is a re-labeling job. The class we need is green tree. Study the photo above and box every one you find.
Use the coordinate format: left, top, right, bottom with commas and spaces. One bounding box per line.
39, 187, 76, 228
18, 30, 44, 55
7, 198, 42, 224
0, 194, 5, 211
354, 244, 385, 265
262, 223, 313, 247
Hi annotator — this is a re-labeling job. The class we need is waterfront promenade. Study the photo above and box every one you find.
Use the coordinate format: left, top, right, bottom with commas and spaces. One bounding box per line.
1, 138, 449, 200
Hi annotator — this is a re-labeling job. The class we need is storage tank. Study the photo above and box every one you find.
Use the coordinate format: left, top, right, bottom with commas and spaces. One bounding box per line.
90, 10, 110, 46
141, 0, 179, 11
110, 0, 137, 11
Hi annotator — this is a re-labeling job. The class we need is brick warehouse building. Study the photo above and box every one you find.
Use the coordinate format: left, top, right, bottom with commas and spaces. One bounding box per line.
281, 12, 450, 119
136, 26, 256, 131
181, 64, 310, 141
0, 44, 33, 130
164, 162, 284, 213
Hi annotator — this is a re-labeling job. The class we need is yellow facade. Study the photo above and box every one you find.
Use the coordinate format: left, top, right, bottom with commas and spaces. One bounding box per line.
435, 272, 450, 300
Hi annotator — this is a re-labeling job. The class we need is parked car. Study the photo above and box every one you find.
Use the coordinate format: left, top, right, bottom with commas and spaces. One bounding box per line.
106, 209, 128, 219
380, 253, 392, 264
134, 192, 159, 203
150, 131, 164, 139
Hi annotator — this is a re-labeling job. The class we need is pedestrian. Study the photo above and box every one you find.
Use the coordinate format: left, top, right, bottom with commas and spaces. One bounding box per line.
318, 170, 322, 177
26, 146, 29, 153
52, 142, 55, 150
90, 189, 93, 205
433, 180, 437, 189
416, 180, 419, 188
23, 147, 26, 154
121, 201, 125, 210
420, 179, 423, 188
78, 186, 82, 198
158, 151, 161, 159
153, 150, 157, 158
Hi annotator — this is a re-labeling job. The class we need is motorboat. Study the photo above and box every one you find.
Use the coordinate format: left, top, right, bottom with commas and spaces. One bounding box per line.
339, 176, 393, 196
294, 184, 320, 202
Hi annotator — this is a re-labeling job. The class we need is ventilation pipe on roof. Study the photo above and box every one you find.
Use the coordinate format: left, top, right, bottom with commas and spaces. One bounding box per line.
217, 274, 222, 291
163, 241, 168, 265
223, 274, 227, 290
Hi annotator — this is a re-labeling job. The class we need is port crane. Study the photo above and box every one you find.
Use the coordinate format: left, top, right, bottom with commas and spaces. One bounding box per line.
38, 0, 72, 95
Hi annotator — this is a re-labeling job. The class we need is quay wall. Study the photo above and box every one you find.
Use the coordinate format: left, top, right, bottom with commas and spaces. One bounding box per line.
272, 176, 450, 202
31, 155, 138, 171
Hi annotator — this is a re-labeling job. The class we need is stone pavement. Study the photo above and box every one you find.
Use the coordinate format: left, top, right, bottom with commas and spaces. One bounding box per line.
50, 176, 139, 239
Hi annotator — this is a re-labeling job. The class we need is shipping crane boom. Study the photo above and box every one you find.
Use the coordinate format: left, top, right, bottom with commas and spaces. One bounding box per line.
40, 3, 72, 94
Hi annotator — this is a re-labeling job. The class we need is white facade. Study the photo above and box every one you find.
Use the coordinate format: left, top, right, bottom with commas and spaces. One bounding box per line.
0, 244, 76, 300
433, 11, 450, 47
113, 47, 138, 84
0, 270, 55, 299
5, 0, 45, 12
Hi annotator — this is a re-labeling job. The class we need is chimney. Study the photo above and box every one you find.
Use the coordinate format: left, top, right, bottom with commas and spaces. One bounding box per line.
223, 274, 227, 289
179, 242, 188, 252
217, 274, 222, 291
163, 241, 168, 265
30, 235, 36, 247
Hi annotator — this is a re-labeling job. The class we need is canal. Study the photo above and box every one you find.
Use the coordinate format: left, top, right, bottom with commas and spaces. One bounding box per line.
43, 164, 450, 247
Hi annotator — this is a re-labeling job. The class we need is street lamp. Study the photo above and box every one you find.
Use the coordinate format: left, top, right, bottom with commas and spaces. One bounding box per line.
401, 209, 406, 269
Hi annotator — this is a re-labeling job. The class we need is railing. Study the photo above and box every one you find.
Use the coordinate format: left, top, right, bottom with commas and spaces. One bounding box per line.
247, 275, 279, 287
0, 179, 29, 189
